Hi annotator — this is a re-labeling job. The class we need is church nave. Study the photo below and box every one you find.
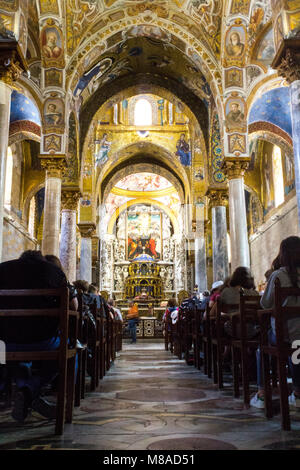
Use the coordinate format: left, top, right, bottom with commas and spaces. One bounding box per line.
1, 341, 300, 451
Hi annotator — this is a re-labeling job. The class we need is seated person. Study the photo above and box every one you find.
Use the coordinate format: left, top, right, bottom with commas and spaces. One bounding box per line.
73, 280, 106, 314
45, 254, 78, 309
107, 298, 123, 321
251, 236, 300, 409
0, 250, 76, 422
89, 283, 99, 295
200, 291, 210, 311
208, 268, 258, 370
163, 299, 178, 330
219, 267, 258, 312
208, 280, 224, 308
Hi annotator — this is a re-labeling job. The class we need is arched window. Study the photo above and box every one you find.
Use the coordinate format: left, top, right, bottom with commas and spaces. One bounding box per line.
134, 98, 152, 126
4, 147, 13, 209
273, 145, 284, 208
28, 196, 36, 238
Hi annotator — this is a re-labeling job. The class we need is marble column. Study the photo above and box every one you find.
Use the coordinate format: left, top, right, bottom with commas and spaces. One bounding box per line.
0, 38, 28, 260
78, 223, 95, 283
40, 157, 65, 257
59, 189, 81, 282
223, 159, 250, 272
194, 204, 207, 292
207, 189, 229, 282
290, 79, 300, 224
0, 81, 12, 262
272, 38, 300, 225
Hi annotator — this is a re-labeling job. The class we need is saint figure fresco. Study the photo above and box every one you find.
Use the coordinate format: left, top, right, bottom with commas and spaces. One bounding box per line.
175, 134, 191, 166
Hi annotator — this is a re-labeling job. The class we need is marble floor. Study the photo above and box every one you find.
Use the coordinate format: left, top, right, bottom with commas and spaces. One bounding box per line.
1, 340, 300, 450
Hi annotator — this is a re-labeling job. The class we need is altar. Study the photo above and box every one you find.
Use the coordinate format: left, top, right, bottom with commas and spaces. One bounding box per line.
122, 317, 164, 339
124, 253, 163, 299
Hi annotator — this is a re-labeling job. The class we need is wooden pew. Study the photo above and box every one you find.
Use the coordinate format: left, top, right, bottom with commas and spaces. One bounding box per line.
202, 305, 212, 378
258, 278, 300, 431
74, 293, 88, 406
0, 287, 78, 435
210, 298, 239, 389
230, 293, 261, 403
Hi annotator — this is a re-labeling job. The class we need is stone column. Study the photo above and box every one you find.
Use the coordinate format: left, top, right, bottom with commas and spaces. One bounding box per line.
207, 189, 229, 282
194, 204, 207, 291
59, 188, 81, 282
40, 156, 65, 257
223, 158, 250, 272
272, 37, 300, 225
0, 81, 12, 262
78, 223, 95, 283
0, 39, 27, 261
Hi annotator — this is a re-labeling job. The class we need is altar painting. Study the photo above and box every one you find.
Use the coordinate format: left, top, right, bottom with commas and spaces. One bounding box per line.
127, 212, 161, 260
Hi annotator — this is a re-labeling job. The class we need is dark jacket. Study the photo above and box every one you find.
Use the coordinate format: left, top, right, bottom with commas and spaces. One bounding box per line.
0, 258, 67, 343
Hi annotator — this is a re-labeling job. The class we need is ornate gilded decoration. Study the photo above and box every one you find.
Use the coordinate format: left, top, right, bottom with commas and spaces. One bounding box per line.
39, 155, 65, 178
222, 157, 250, 179
228, 133, 246, 155
61, 188, 81, 211
188, 0, 222, 58
77, 222, 96, 238
39, 0, 59, 15
225, 94, 247, 133
40, 20, 65, 69
206, 188, 229, 207
124, 260, 163, 299
0, 40, 27, 85
210, 112, 225, 184
43, 96, 65, 134
66, 0, 102, 55
272, 39, 300, 84
223, 22, 247, 68
43, 134, 62, 153
230, 0, 251, 15
0, 0, 18, 11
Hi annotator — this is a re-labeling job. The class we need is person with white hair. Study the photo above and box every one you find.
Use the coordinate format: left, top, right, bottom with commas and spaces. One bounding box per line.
209, 280, 224, 308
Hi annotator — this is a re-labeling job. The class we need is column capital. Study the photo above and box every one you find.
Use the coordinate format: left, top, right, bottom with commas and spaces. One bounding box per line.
222, 157, 250, 179
272, 37, 300, 84
0, 39, 28, 86
77, 222, 96, 238
61, 187, 81, 211
206, 188, 229, 207
39, 155, 66, 178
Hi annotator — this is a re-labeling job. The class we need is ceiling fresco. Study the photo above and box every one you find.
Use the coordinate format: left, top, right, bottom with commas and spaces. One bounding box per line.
5, 0, 298, 240
10, 90, 41, 126
115, 173, 173, 192
73, 36, 212, 107
249, 87, 293, 137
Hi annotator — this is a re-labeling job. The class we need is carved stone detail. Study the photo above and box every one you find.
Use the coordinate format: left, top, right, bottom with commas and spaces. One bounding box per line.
0, 41, 27, 85
61, 189, 81, 211
77, 222, 96, 238
272, 39, 300, 84
40, 155, 66, 178
222, 158, 250, 179
206, 188, 229, 207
